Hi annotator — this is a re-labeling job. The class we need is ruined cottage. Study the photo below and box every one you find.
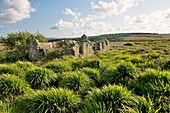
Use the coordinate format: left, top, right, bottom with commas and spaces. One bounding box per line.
28, 34, 110, 61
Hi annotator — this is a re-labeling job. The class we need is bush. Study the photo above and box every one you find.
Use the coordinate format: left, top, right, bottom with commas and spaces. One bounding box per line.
12, 88, 81, 113
80, 85, 136, 113
44, 61, 72, 74
59, 71, 91, 91
2, 32, 47, 61
0, 64, 24, 77
25, 67, 57, 89
0, 74, 30, 100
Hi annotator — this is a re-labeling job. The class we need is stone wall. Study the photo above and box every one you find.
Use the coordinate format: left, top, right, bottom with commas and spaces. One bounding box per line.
28, 35, 110, 61
94, 39, 109, 51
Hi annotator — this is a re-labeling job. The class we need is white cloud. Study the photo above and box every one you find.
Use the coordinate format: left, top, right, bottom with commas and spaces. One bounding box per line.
51, 0, 146, 36
91, 0, 145, 18
50, 19, 74, 30
123, 8, 170, 33
63, 8, 81, 18
86, 21, 114, 34
125, 8, 170, 24
0, 25, 3, 28
0, 0, 35, 24
77, 0, 146, 24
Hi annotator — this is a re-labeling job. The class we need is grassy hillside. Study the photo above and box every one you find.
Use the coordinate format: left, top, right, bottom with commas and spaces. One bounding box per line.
0, 34, 170, 113
47, 33, 170, 42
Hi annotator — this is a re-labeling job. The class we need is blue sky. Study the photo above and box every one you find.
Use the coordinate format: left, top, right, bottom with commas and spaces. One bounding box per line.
0, 0, 170, 38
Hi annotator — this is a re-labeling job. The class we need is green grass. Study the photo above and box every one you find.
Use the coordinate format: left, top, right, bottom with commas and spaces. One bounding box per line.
43, 60, 72, 74
59, 71, 91, 91
0, 74, 31, 101
0, 64, 24, 78
25, 67, 57, 89
12, 88, 81, 113
80, 85, 136, 113
0, 35, 170, 112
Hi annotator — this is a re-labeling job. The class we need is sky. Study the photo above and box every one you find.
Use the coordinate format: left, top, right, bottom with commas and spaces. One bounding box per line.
0, 0, 170, 38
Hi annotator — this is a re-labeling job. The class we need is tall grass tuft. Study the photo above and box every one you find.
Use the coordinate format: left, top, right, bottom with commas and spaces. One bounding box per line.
25, 67, 57, 89
12, 88, 81, 113
133, 69, 170, 112
71, 59, 100, 70
59, 71, 91, 91
101, 62, 136, 85
0, 64, 24, 77
15, 61, 35, 70
116, 61, 137, 79
134, 96, 158, 113
80, 85, 136, 113
80, 68, 100, 86
0, 74, 30, 100
163, 60, 170, 70
134, 69, 170, 96
44, 61, 72, 74
0, 100, 12, 113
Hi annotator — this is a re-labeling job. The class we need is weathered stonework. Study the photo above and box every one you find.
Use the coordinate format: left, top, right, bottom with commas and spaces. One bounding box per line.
28, 34, 110, 61
94, 39, 110, 51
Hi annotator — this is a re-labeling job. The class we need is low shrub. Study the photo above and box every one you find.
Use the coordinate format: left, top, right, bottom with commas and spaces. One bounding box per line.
80, 85, 136, 113
44, 61, 72, 74
0, 64, 24, 77
59, 71, 91, 91
0, 74, 30, 100
25, 67, 57, 89
12, 88, 81, 113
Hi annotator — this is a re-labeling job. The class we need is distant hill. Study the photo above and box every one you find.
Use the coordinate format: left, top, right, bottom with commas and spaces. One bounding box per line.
47, 33, 170, 42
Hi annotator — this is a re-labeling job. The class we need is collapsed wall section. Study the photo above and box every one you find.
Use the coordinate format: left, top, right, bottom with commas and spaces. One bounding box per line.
28, 35, 110, 61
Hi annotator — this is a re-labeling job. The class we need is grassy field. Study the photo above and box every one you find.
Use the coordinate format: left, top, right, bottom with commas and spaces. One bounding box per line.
0, 35, 170, 113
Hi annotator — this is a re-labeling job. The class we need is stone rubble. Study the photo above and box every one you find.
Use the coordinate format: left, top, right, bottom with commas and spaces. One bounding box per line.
28, 34, 110, 61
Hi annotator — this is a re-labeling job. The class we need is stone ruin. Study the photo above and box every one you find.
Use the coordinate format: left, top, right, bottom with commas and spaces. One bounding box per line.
28, 34, 110, 61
